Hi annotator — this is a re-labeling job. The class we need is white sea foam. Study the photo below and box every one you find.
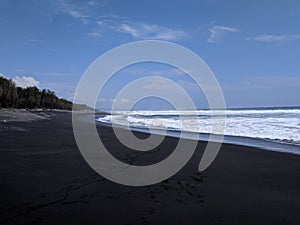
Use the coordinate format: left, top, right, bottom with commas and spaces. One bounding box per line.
112, 109, 300, 116
96, 108, 300, 146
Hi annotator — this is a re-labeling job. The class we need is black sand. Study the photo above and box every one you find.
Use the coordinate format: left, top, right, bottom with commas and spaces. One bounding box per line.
0, 111, 300, 225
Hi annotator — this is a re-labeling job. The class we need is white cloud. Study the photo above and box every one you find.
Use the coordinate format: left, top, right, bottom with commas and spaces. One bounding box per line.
208, 25, 238, 43
150, 68, 188, 77
118, 98, 130, 103
87, 31, 103, 37
12, 76, 40, 88
0, 73, 7, 79
249, 34, 300, 42
99, 14, 128, 21
98, 98, 114, 102
98, 98, 107, 102
88, 15, 187, 41
28, 39, 46, 44
91, 17, 186, 41
88, 0, 97, 6
118, 23, 186, 41
14, 69, 25, 72
60, 0, 89, 24
120, 24, 139, 38
96, 20, 105, 26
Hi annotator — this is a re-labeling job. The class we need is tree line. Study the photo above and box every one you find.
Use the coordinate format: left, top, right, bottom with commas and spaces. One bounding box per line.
0, 76, 89, 110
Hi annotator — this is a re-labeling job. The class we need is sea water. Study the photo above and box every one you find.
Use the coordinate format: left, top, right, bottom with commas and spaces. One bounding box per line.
96, 107, 300, 155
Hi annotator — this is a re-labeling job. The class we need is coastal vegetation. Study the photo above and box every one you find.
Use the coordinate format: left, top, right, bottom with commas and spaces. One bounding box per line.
0, 76, 90, 110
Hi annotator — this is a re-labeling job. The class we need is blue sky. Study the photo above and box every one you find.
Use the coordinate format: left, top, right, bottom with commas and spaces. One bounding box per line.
0, 0, 300, 110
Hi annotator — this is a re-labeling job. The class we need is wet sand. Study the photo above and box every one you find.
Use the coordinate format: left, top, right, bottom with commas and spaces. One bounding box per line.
0, 111, 299, 225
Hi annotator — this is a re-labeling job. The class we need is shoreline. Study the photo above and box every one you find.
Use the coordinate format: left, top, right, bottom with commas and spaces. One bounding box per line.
1, 111, 300, 224
94, 107, 300, 156
95, 117, 300, 156
2, 108, 299, 156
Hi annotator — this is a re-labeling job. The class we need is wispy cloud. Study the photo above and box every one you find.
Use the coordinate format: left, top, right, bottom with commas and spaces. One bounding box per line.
28, 39, 46, 44
99, 14, 128, 21
88, 0, 97, 6
90, 16, 187, 41
59, 0, 89, 24
248, 34, 300, 42
98, 98, 115, 103
208, 25, 238, 43
14, 69, 25, 72
118, 23, 186, 41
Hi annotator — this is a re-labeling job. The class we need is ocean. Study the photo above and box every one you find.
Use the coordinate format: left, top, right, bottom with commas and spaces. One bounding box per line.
96, 107, 300, 155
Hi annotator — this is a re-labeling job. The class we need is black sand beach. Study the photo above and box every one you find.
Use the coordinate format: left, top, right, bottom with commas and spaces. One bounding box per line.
0, 110, 300, 225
